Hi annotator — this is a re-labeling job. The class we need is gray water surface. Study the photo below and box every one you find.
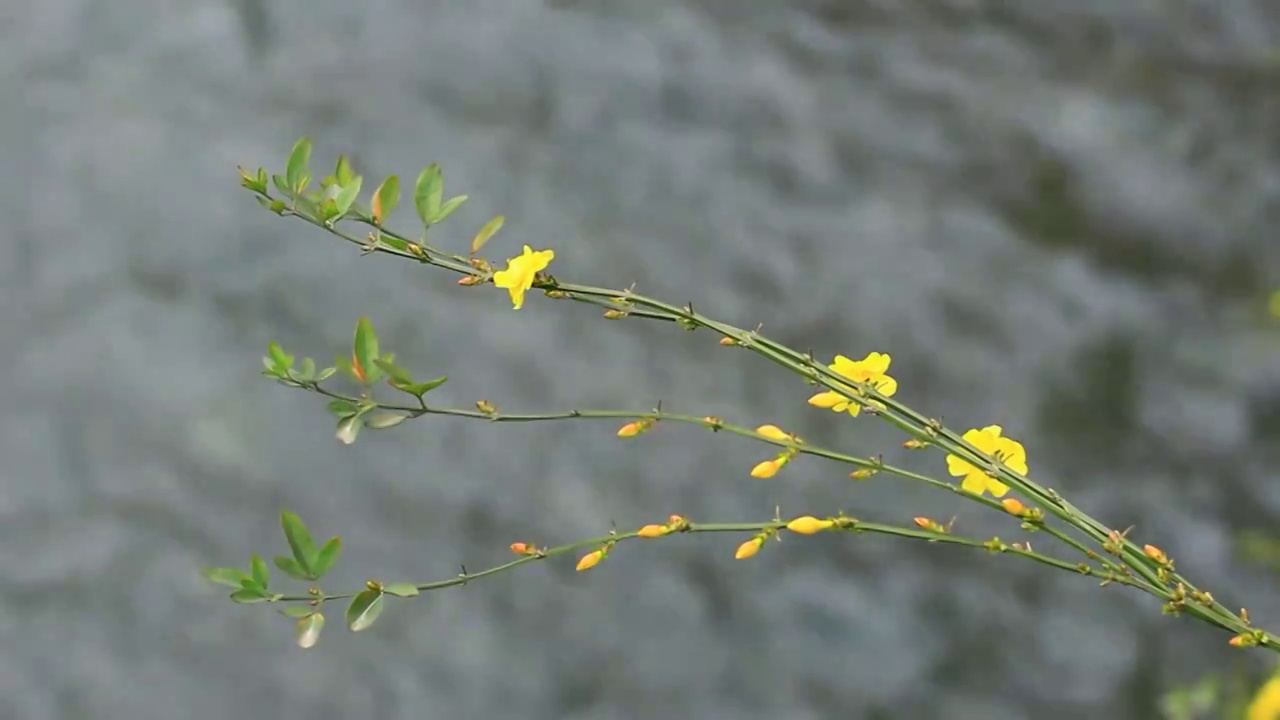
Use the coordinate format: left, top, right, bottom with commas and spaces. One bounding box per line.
3, 1, 1280, 719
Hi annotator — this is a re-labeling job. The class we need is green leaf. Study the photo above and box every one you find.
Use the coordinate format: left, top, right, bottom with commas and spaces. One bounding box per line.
335, 354, 360, 384
230, 587, 271, 604
251, 553, 270, 589
405, 376, 448, 396
333, 175, 363, 217
326, 399, 359, 418
372, 358, 414, 385
334, 154, 354, 187
286, 137, 312, 194
471, 215, 505, 254
280, 511, 317, 574
203, 567, 252, 589
429, 194, 467, 224
267, 341, 292, 372
372, 176, 400, 225
316, 367, 337, 382
298, 357, 316, 381
271, 174, 291, 196
414, 164, 443, 226
296, 612, 325, 649
382, 583, 419, 598
364, 412, 408, 430
336, 415, 362, 445
313, 536, 342, 577
353, 316, 380, 385
274, 555, 310, 580
378, 234, 410, 252
346, 589, 385, 632
279, 606, 316, 618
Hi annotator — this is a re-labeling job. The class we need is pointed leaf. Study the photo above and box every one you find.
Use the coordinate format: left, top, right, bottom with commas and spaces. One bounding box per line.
280, 511, 316, 573
471, 215, 505, 254
353, 316, 380, 385
297, 357, 316, 381
372, 176, 400, 225
230, 587, 271, 604
333, 176, 363, 217
296, 612, 325, 649
326, 399, 359, 418
203, 567, 252, 589
414, 164, 443, 226
364, 412, 408, 430
286, 137, 312, 194
346, 589, 385, 632
274, 556, 310, 580
408, 376, 448, 396
267, 341, 292, 371
272, 174, 291, 195
316, 366, 337, 382
280, 606, 316, 618
372, 359, 414, 385
251, 553, 270, 589
335, 354, 359, 384
428, 195, 467, 224
334, 155, 353, 186
336, 415, 362, 445
382, 583, 419, 598
313, 537, 342, 577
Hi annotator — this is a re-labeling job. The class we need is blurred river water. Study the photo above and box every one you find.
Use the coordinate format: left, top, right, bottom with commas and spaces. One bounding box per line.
2, 1, 1280, 718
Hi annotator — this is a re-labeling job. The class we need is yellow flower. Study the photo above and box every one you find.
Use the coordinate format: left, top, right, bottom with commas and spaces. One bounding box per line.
735, 537, 763, 559
1246, 672, 1280, 720
755, 424, 790, 442
786, 516, 835, 535
750, 459, 781, 479
807, 352, 897, 416
637, 524, 669, 538
575, 549, 604, 572
492, 245, 555, 309
945, 425, 1028, 498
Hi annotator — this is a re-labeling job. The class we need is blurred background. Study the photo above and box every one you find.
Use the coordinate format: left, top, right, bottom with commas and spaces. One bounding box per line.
3, 1, 1280, 718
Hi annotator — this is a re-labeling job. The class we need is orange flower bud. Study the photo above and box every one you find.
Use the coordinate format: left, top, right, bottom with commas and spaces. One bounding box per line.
1143, 544, 1168, 564
1000, 498, 1026, 515
903, 439, 930, 449
510, 542, 530, 555
457, 275, 484, 286
850, 468, 878, 480
719, 337, 737, 346
637, 524, 668, 538
735, 537, 763, 560
750, 460, 780, 479
617, 422, 643, 438
913, 517, 933, 529
668, 514, 685, 526
603, 309, 625, 319
576, 550, 604, 572
755, 425, 790, 441
786, 516, 835, 535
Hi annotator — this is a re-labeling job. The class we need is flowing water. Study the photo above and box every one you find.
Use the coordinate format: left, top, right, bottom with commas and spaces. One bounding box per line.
2, 1, 1279, 718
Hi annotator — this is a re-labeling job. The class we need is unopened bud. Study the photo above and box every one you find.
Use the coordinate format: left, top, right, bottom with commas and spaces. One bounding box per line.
603, 309, 626, 319
1000, 498, 1027, 516
457, 275, 485, 286
750, 459, 781, 479
637, 524, 669, 538
576, 550, 604, 572
786, 516, 835, 535
719, 337, 737, 346
755, 425, 790, 442
735, 537, 764, 560
1143, 544, 1168, 564
850, 468, 878, 480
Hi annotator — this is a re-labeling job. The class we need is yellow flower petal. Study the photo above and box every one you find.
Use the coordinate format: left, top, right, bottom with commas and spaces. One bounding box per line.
750, 460, 780, 479
755, 425, 790, 441
492, 246, 555, 310
786, 516, 834, 535
1246, 672, 1280, 720
576, 549, 603, 572
735, 537, 763, 559
807, 391, 844, 409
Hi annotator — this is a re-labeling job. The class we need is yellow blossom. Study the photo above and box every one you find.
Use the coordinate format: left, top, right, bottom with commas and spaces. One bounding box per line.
755, 424, 790, 441
750, 459, 780, 478
1000, 498, 1026, 516
786, 516, 835, 535
807, 352, 898, 416
637, 524, 669, 538
1246, 672, 1280, 720
492, 245, 555, 310
735, 537, 763, 559
945, 425, 1028, 498
576, 549, 604, 572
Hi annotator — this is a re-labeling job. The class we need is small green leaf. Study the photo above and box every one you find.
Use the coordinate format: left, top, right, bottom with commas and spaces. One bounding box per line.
271, 174, 291, 195
286, 137, 312, 194
471, 215, 505, 254
203, 567, 252, 589
313, 536, 342, 577
334, 155, 354, 186
251, 553, 270, 589
335, 354, 360, 384
353, 316, 380, 385
280, 606, 316, 618
407, 376, 448, 396
326, 399, 359, 418
297, 612, 325, 649
414, 164, 443, 226
346, 589, 385, 632
336, 415, 362, 445
267, 341, 292, 371
230, 587, 271, 604
382, 583, 419, 598
298, 357, 316, 381
372, 176, 400, 225
373, 358, 414, 385
364, 412, 408, 430
280, 511, 317, 573
378, 234, 410, 252
333, 176, 363, 217
428, 195, 468, 224
316, 367, 337, 382
274, 556, 310, 580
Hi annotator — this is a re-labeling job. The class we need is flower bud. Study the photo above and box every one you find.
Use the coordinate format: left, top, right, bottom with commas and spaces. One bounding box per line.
576, 550, 604, 572
637, 524, 668, 538
735, 537, 764, 560
755, 425, 790, 441
786, 516, 835, 535
1000, 498, 1026, 516
750, 460, 780, 479
1143, 544, 1168, 564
